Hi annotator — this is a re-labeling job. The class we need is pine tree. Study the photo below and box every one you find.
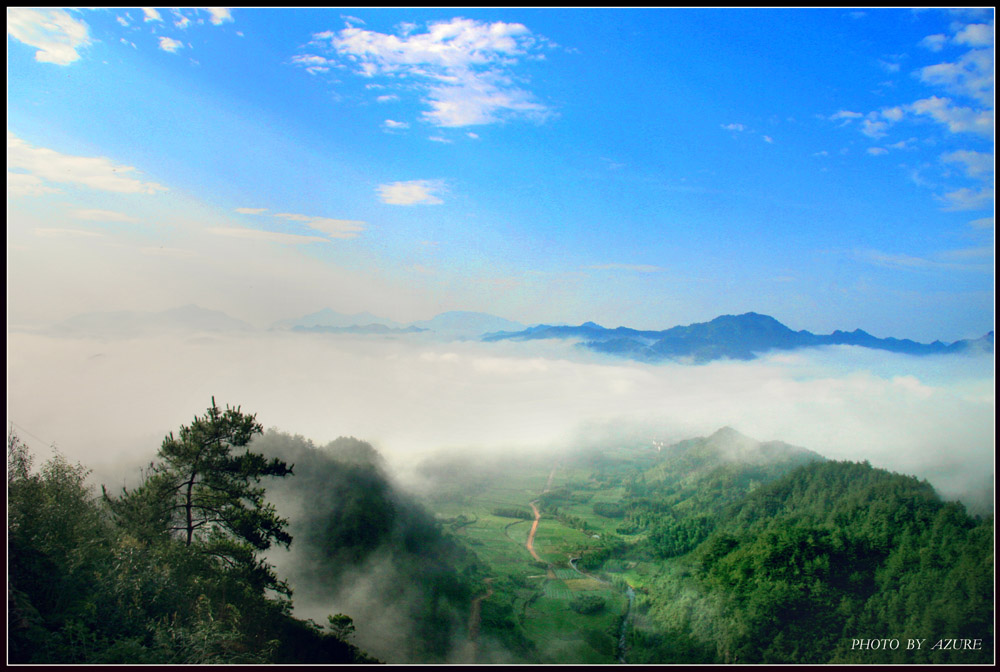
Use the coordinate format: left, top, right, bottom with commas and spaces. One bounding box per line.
107, 398, 293, 595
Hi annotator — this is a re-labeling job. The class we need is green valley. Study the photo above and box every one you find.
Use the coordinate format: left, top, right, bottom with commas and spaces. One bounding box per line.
418, 428, 994, 664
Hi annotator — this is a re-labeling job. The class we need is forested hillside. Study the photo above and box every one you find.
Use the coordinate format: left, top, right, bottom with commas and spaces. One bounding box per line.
252, 430, 495, 662
6, 405, 376, 664
629, 460, 994, 664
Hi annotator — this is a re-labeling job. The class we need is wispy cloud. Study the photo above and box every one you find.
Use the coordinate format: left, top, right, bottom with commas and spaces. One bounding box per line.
33, 227, 104, 238
7, 8, 91, 65
721, 123, 746, 131
919, 34, 948, 52
7, 172, 60, 197
585, 263, 667, 273
299, 17, 555, 128
206, 227, 329, 245
938, 187, 994, 212
71, 209, 141, 223
235, 207, 268, 215
7, 133, 168, 195
274, 213, 366, 239
377, 180, 445, 205
142, 8, 162, 22
941, 149, 994, 178
857, 247, 992, 272
291, 54, 332, 74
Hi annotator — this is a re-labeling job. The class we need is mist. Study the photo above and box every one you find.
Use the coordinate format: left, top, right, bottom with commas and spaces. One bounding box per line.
5, 328, 994, 511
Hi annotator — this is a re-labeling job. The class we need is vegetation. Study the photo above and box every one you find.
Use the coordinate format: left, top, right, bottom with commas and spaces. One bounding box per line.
7, 405, 375, 664
8, 414, 993, 665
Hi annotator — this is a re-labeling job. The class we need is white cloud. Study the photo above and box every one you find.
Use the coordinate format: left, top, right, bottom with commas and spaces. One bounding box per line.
291, 54, 330, 75
205, 8, 233, 26
382, 119, 409, 130
7, 133, 168, 194
467, 132, 479, 139
235, 207, 268, 215
7, 8, 91, 65
907, 96, 993, 137
376, 94, 399, 103
919, 33, 948, 51
159, 36, 184, 53
860, 118, 889, 138
206, 227, 329, 245
762, 135, 774, 144
969, 217, 994, 230
71, 209, 141, 223
7, 171, 61, 197
307, 18, 554, 128
142, 7, 162, 22
867, 147, 888, 156
274, 213, 366, 239
939, 186, 995, 211
117, 16, 129, 27
377, 180, 445, 205
941, 149, 994, 177
953, 23, 994, 48
918, 48, 994, 106
428, 135, 452, 143
721, 123, 746, 131
881, 106, 905, 122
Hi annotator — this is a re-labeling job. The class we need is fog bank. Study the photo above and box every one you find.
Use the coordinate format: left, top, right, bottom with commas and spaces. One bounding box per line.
6, 330, 993, 510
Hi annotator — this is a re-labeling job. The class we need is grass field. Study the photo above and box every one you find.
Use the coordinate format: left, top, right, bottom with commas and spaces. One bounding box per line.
424, 449, 642, 664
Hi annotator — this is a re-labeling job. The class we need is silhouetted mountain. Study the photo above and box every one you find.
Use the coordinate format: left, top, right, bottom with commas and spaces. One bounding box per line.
483, 312, 993, 363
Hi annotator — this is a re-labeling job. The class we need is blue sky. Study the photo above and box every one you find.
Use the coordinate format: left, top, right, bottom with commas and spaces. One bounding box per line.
7, 8, 995, 341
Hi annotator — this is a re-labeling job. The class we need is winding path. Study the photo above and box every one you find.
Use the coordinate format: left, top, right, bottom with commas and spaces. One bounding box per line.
468, 578, 494, 642
526, 501, 543, 562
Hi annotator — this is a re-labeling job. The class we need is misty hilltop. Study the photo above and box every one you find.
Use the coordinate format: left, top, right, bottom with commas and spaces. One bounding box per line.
44, 305, 254, 338
483, 312, 995, 363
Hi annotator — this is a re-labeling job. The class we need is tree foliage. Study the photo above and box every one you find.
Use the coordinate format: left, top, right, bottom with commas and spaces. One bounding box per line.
7, 407, 376, 665
105, 398, 293, 595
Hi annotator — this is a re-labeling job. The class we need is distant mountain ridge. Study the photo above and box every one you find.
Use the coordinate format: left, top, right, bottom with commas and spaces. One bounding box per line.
49, 305, 253, 338
483, 311, 994, 363
274, 308, 526, 340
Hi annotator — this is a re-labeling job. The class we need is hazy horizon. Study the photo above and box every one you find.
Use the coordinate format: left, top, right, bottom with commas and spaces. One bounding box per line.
7, 8, 995, 343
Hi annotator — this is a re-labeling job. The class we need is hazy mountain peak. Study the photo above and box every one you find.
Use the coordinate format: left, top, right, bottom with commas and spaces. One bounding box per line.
50, 305, 252, 338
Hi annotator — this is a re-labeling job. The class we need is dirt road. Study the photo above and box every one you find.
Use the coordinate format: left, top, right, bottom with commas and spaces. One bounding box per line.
526, 501, 543, 562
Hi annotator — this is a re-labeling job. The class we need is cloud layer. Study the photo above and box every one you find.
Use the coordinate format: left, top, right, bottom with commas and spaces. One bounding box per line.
6, 330, 993, 513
